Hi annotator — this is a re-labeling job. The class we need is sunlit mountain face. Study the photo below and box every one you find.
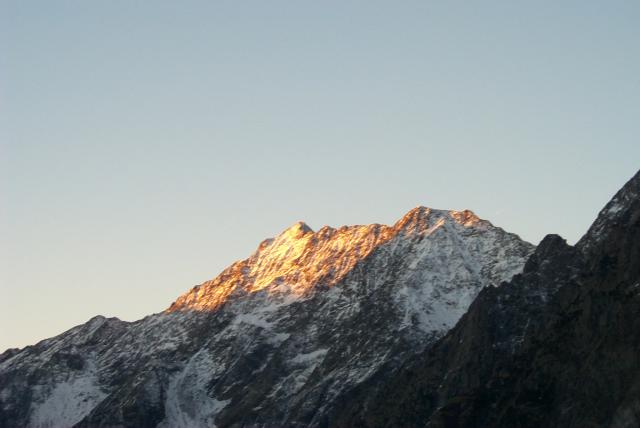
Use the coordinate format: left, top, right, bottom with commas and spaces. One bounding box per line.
0, 205, 534, 427
3, 169, 639, 428
168, 207, 525, 313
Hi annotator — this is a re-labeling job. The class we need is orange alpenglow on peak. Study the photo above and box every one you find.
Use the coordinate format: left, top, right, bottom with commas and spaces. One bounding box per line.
166, 206, 491, 313
394, 206, 484, 231
280, 221, 314, 238
449, 209, 482, 226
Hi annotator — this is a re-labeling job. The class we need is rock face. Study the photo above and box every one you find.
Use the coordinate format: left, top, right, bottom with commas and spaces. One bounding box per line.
0, 207, 534, 428
335, 170, 640, 427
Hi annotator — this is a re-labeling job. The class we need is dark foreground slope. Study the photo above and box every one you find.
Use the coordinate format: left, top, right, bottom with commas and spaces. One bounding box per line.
335, 170, 640, 428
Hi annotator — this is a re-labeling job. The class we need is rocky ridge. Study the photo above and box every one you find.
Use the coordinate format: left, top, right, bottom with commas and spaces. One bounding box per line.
335, 171, 640, 427
0, 207, 533, 427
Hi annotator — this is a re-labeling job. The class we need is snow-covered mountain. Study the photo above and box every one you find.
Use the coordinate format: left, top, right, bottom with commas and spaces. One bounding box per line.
333, 171, 640, 428
0, 207, 534, 427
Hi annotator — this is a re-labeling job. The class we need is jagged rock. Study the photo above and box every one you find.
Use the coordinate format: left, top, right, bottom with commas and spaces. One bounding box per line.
335, 170, 640, 428
0, 207, 533, 427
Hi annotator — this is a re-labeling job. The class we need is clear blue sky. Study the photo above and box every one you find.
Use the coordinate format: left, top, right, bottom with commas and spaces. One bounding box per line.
1, 1, 639, 352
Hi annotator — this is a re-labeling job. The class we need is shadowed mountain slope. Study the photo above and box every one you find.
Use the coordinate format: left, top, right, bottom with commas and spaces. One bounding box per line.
334, 170, 640, 428
0, 207, 533, 427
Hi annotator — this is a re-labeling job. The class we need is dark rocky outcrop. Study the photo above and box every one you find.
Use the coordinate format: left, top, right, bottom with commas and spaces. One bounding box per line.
335, 170, 640, 428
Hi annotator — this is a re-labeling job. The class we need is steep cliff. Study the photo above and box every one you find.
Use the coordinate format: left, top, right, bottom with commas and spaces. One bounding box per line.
336, 171, 640, 428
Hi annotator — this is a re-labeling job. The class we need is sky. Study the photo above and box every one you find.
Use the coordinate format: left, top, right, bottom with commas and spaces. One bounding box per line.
1, 1, 639, 352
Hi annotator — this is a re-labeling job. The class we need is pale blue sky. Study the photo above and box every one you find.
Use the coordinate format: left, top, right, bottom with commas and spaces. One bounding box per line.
1, 1, 639, 351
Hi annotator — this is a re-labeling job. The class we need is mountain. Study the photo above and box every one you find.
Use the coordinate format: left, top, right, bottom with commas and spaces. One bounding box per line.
334, 171, 640, 427
0, 207, 534, 427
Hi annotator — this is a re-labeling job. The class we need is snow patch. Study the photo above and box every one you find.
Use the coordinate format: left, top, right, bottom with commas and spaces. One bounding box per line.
29, 360, 105, 428
290, 349, 328, 365
159, 350, 230, 428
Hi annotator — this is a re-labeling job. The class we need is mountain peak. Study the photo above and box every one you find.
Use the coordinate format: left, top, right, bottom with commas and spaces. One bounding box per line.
577, 169, 640, 255
450, 209, 481, 226
394, 206, 482, 231
280, 221, 314, 239
167, 206, 531, 314
2, 203, 536, 428
393, 206, 435, 230
405, 205, 432, 216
